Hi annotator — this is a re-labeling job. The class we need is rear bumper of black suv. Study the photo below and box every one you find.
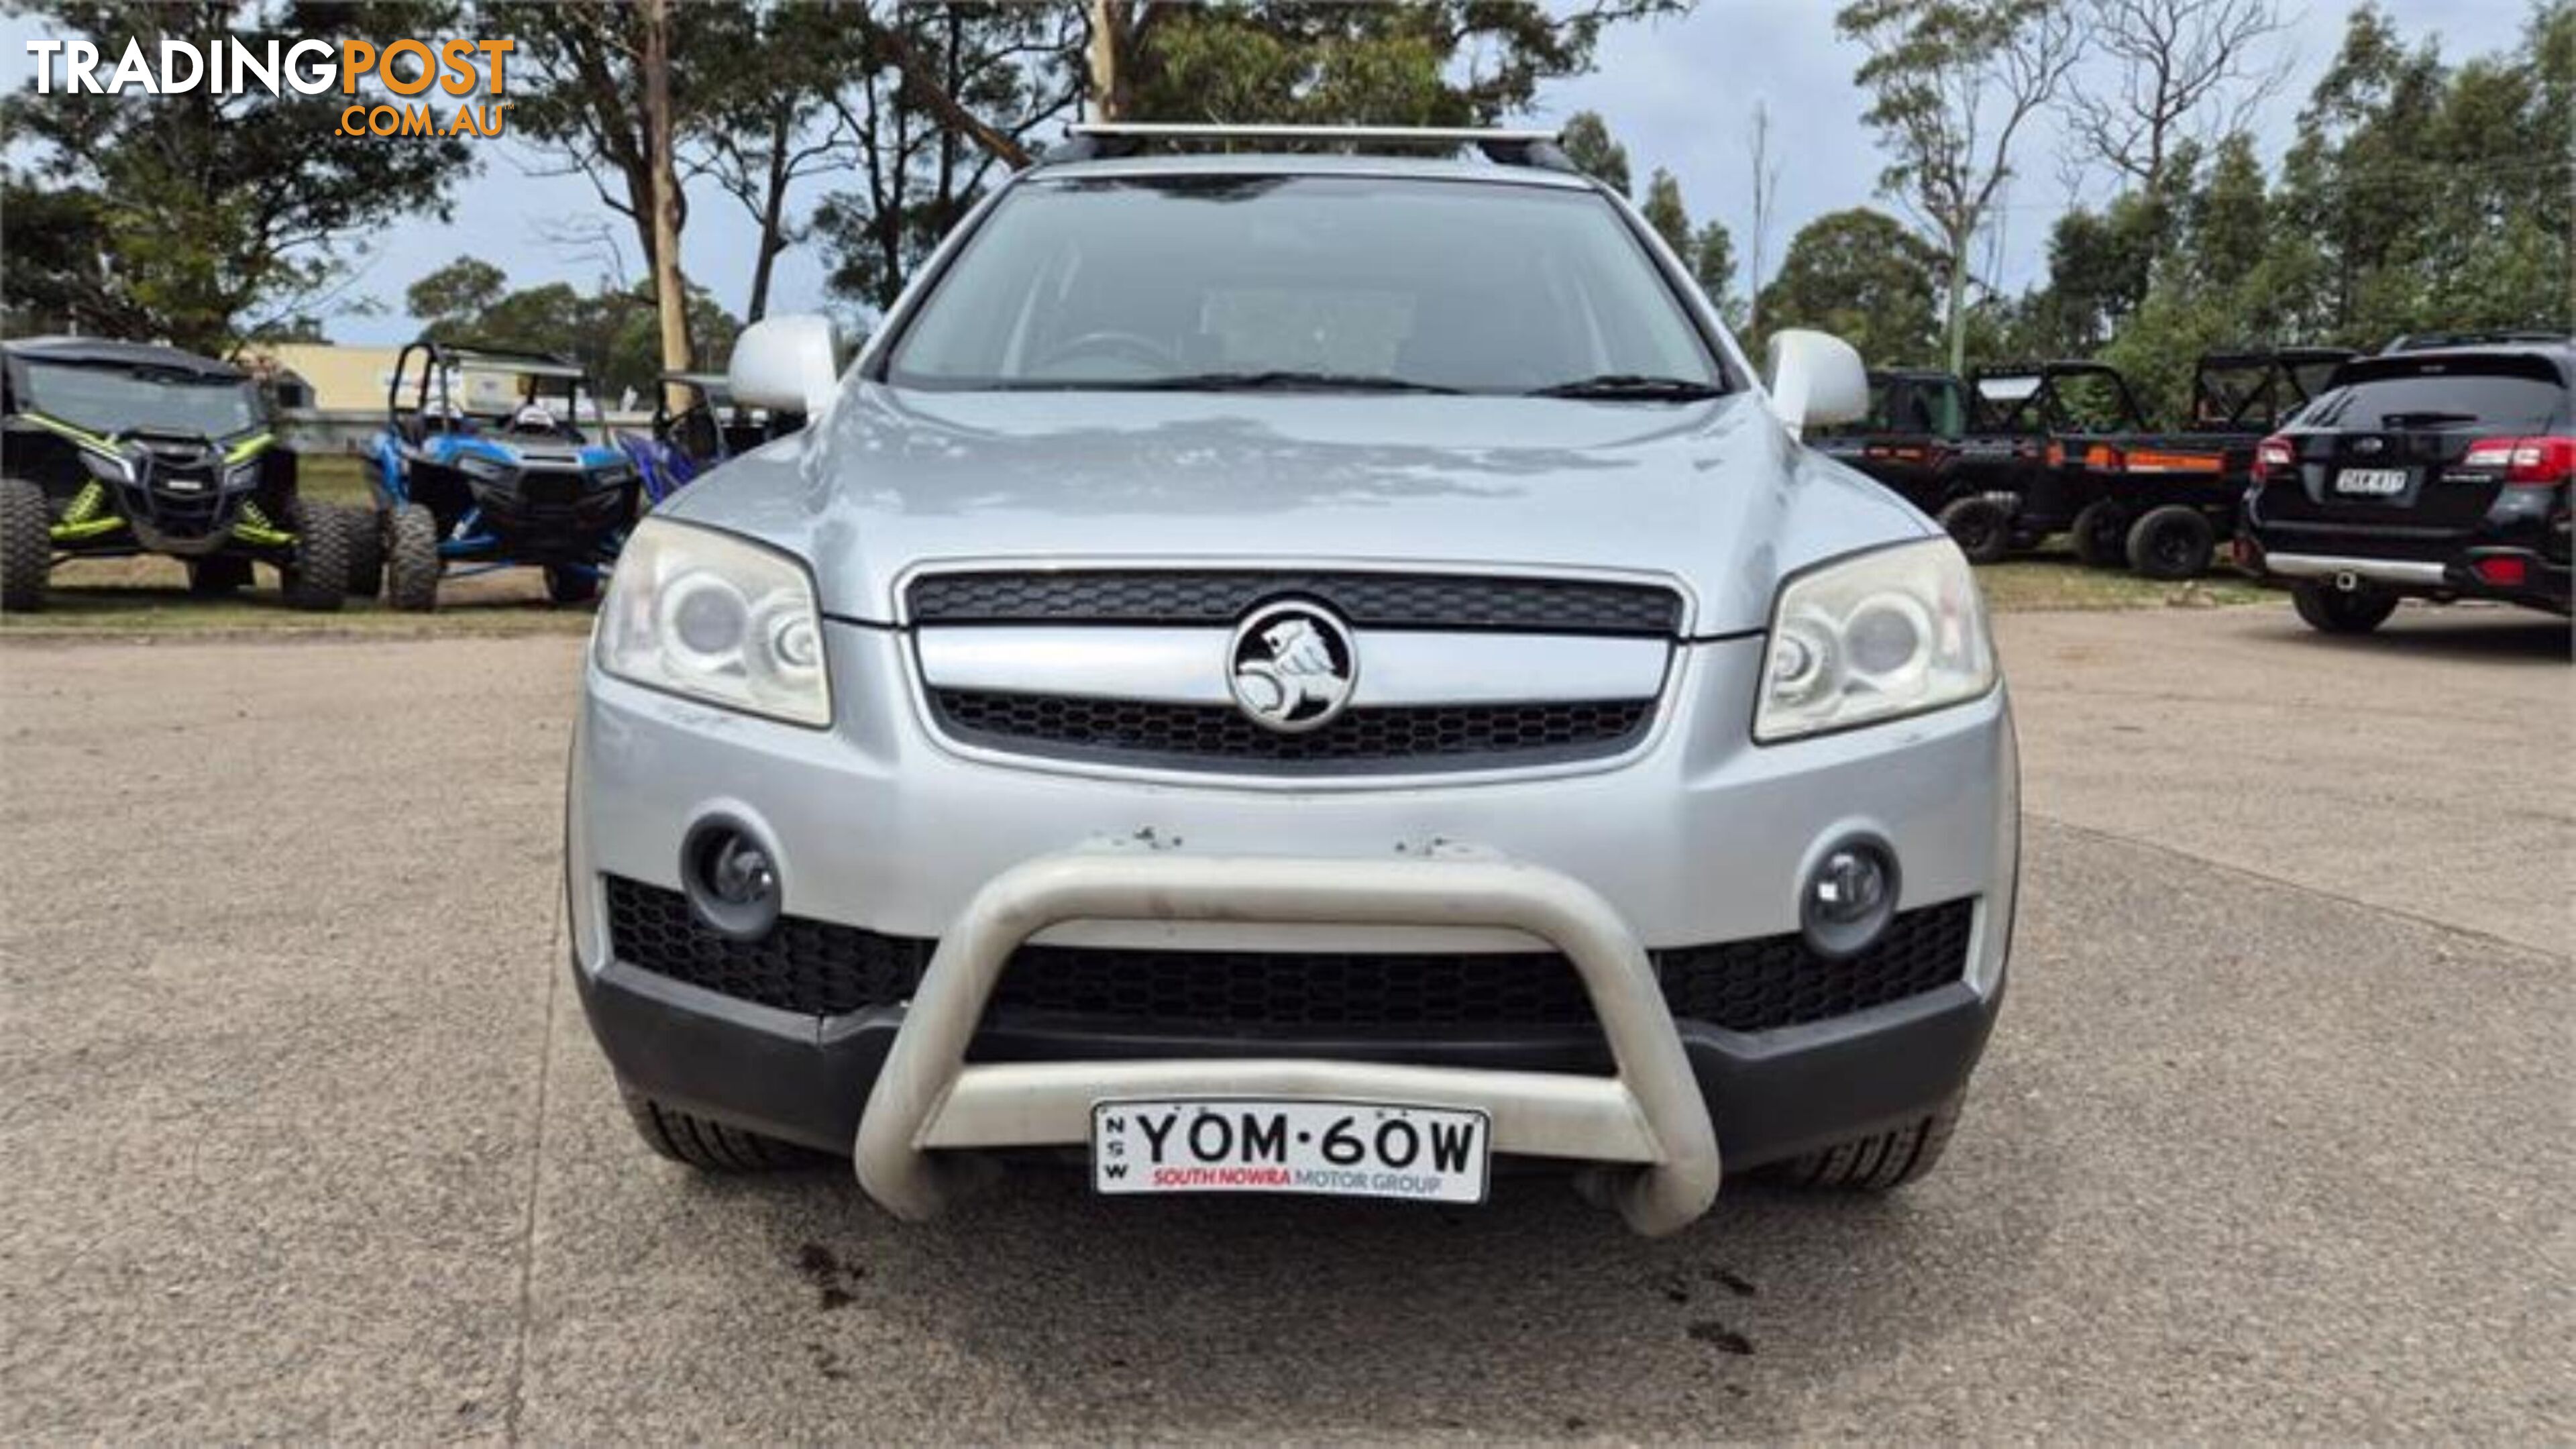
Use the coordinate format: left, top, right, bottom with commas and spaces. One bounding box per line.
2241, 502, 2573, 614
2251, 545, 2572, 612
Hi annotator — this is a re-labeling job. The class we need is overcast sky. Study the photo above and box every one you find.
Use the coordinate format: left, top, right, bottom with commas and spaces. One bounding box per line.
2, 1, 2542, 346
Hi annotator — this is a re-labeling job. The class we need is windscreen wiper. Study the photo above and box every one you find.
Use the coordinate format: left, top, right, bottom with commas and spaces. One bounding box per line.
1528, 373, 1723, 400
1114, 370, 1462, 394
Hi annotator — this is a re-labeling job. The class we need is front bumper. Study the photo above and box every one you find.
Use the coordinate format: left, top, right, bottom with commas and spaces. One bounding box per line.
568, 621, 2019, 1233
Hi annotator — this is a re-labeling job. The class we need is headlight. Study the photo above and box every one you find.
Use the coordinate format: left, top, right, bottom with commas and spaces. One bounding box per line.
594, 519, 830, 727
1754, 537, 1994, 743
458, 454, 511, 482
223, 460, 262, 490
80, 449, 136, 484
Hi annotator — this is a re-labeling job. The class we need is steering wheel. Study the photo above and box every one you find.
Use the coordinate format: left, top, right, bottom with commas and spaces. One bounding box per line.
1031, 330, 1179, 376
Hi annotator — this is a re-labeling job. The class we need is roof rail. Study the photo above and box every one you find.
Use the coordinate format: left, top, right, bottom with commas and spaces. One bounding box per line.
2381, 328, 2574, 354
1038, 122, 1578, 173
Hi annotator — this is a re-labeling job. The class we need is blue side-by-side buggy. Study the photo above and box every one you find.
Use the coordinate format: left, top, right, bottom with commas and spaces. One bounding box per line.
360, 341, 643, 610
614, 370, 800, 505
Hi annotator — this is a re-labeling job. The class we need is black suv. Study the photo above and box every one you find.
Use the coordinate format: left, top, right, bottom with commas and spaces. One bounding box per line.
2240, 334, 2573, 633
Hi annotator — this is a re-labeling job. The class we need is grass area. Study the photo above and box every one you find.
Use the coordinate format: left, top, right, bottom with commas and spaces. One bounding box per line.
296, 452, 374, 507
0, 559, 598, 638
1973, 555, 2271, 612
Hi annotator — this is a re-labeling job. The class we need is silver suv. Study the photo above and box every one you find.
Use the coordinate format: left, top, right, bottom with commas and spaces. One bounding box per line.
567, 125, 2017, 1236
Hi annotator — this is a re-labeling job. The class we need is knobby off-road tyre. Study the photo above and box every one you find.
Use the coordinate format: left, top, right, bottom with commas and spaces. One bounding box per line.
276, 498, 351, 612
2069, 500, 2129, 568
1765, 1093, 1964, 1191
187, 555, 255, 594
2292, 580, 2400, 634
0, 476, 50, 612
2125, 504, 2215, 580
545, 565, 598, 605
1937, 495, 2014, 565
343, 505, 386, 600
383, 503, 441, 612
621, 1089, 818, 1171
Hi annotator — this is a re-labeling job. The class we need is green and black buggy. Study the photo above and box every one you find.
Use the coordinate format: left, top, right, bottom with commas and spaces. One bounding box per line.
0, 337, 354, 612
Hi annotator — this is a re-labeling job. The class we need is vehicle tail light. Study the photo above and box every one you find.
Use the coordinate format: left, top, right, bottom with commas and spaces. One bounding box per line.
2045, 442, 2065, 468
2084, 443, 2124, 470
2473, 555, 2530, 587
2462, 436, 2575, 486
2253, 434, 2296, 483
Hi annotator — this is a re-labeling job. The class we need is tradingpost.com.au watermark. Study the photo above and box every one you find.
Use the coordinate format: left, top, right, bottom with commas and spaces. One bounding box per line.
22, 34, 515, 137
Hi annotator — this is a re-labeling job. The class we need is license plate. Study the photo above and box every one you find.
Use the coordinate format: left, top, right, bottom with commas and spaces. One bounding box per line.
2334, 467, 2409, 496
1091, 1098, 1489, 1203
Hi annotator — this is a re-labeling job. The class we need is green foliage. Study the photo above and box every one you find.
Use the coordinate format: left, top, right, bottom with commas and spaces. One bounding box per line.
2, 0, 475, 353
813, 5, 1080, 313
1640, 168, 1692, 256
1835, 0, 2078, 372
2027, 4, 2575, 424
1559, 109, 1631, 195
1757, 207, 1945, 368
1122, 2, 1684, 126
1690, 223, 1741, 326
405, 258, 741, 401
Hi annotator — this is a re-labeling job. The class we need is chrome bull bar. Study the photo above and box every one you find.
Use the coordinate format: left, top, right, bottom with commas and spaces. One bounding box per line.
853, 849, 1723, 1236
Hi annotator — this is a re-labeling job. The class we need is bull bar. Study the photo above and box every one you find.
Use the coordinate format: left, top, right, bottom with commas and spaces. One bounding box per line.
853, 849, 1724, 1236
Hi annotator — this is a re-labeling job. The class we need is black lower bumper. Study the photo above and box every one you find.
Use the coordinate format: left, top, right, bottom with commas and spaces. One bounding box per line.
574, 954, 2005, 1173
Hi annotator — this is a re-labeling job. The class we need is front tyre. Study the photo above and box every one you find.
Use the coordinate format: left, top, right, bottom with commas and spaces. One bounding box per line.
1937, 495, 2014, 564
384, 504, 441, 612
1765, 1093, 1963, 1191
276, 498, 350, 611
2292, 580, 2400, 635
0, 476, 51, 612
343, 505, 386, 600
621, 1089, 817, 1171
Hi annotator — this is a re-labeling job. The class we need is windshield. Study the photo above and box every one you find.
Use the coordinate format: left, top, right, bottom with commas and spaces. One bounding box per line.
886, 174, 1721, 395
19, 361, 262, 438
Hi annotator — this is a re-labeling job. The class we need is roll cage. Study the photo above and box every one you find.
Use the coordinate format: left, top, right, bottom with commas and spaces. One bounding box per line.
386, 340, 602, 446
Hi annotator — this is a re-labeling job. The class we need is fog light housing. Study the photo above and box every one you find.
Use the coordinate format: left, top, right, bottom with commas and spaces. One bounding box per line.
1802, 835, 1900, 961
682, 817, 782, 941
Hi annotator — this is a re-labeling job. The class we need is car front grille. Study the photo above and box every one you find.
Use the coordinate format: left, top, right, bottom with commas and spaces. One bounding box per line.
927, 689, 1654, 773
905, 570, 1684, 636
602, 875, 1976, 1035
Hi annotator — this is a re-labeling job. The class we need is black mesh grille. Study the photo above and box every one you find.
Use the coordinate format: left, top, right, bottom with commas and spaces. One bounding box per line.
602, 874, 932, 1016
906, 570, 1683, 636
929, 690, 1652, 771
603, 876, 1974, 1034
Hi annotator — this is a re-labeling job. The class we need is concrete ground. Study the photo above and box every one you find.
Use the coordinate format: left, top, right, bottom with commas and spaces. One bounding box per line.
0, 602, 2566, 1440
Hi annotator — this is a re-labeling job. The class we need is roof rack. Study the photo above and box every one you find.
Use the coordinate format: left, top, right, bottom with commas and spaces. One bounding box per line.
1038, 122, 1578, 173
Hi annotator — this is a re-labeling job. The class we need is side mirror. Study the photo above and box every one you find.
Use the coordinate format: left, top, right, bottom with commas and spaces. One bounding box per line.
727, 313, 839, 417
1765, 329, 1870, 440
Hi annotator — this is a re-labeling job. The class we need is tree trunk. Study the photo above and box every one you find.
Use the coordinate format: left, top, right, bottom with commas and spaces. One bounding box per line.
746, 109, 791, 323
1085, 0, 1124, 121
642, 0, 691, 408
1943, 239, 1969, 376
